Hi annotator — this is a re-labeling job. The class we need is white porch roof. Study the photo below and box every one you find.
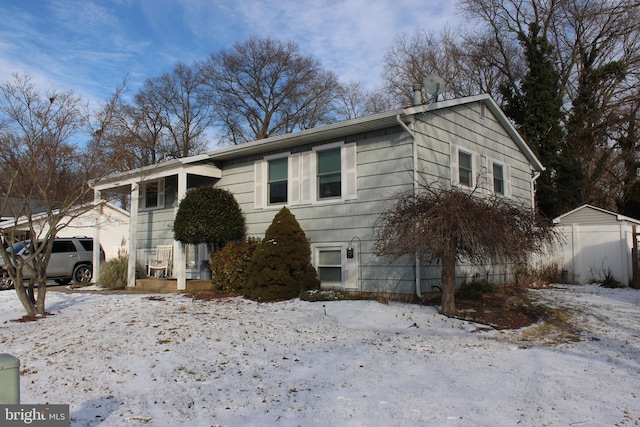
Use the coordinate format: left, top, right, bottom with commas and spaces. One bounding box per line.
91, 154, 222, 192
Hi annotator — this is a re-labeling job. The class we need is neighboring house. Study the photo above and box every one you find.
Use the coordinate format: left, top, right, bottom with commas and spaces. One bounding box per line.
0, 197, 47, 222
552, 204, 640, 285
0, 201, 129, 262
91, 93, 544, 295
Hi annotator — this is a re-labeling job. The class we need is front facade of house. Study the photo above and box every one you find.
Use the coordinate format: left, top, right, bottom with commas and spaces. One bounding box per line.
92, 94, 543, 295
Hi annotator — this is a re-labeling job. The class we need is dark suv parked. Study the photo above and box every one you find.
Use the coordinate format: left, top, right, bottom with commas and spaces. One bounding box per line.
0, 237, 104, 290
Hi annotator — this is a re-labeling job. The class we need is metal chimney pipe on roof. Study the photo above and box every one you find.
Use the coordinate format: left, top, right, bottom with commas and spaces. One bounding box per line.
412, 83, 422, 106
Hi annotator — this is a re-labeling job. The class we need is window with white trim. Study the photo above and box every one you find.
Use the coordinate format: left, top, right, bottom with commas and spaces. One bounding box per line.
490, 160, 511, 197
268, 157, 288, 204
493, 162, 505, 195
317, 248, 342, 283
142, 179, 165, 209
312, 243, 358, 289
458, 150, 473, 187
317, 147, 341, 199
253, 142, 357, 209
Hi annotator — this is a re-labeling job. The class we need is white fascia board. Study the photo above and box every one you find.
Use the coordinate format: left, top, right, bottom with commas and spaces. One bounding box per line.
92, 162, 222, 192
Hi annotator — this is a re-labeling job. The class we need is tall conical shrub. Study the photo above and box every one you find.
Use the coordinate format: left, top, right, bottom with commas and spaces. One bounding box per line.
244, 207, 320, 301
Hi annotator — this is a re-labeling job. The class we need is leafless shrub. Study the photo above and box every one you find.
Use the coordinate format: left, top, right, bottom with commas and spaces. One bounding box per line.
373, 182, 560, 315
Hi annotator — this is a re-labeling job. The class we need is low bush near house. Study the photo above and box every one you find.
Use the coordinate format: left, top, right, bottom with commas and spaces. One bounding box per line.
300, 289, 352, 302
456, 279, 498, 300
211, 238, 260, 294
99, 256, 146, 290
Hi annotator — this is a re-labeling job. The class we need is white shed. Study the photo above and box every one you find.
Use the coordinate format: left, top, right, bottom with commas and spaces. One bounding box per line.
553, 204, 640, 286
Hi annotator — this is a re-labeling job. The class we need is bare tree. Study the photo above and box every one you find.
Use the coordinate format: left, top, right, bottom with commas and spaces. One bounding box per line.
381, 28, 511, 107
103, 63, 211, 171
0, 73, 120, 316
199, 37, 340, 145
373, 182, 558, 316
333, 81, 393, 120
105, 78, 170, 169
138, 62, 211, 159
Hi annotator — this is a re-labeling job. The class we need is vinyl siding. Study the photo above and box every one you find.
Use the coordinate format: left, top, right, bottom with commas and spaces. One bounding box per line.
415, 102, 534, 205
215, 128, 419, 293
136, 208, 175, 251
557, 207, 619, 226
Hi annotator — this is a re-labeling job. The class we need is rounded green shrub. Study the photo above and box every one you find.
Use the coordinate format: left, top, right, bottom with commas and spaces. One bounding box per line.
211, 237, 260, 294
244, 207, 320, 301
173, 187, 246, 261
99, 256, 146, 290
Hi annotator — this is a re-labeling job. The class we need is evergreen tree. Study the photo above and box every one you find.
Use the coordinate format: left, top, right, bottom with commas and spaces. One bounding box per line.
500, 22, 564, 218
244, 207, 320, 301
620, 181, 640, 220
563, 55, 626, 211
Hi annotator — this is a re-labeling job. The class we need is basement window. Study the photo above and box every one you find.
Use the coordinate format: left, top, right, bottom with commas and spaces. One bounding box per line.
317, 248, 342, 284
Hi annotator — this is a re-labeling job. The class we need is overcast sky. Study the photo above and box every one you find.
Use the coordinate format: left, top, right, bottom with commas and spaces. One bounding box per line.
0, 0, 464, 106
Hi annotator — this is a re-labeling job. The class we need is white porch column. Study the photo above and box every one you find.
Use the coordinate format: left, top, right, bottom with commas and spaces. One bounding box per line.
92, 190, 102, 284
128, 184, 139, 287
175, 172, 188, 290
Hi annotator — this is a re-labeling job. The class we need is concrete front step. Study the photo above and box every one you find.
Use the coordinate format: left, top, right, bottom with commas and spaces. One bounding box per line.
131, 279, 213, 293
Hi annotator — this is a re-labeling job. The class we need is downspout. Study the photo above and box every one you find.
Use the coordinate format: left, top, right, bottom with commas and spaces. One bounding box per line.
397, 83, 424, 299
531, 171, 541, 211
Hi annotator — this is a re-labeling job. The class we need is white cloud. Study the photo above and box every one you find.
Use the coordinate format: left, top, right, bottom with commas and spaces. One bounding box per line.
0, 0, 462, 106
205, 0, 462, 88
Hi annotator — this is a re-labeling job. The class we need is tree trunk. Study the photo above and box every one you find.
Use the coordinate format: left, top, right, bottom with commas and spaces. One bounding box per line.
440, 243, 457, 316
15, 279, 37, 317
13, 277, 47, 317
36, 281, 47, 315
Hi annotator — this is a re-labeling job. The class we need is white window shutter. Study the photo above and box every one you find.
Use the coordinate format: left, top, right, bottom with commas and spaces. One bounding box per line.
254, 159, 265, 209
343, 143, 357, 200
450, 144, 459, 185
504, 164, 512, 198
157, 179, 165, 208
301, 151, 313, 204
289, 153, 301, 205
488, 161, 495, 192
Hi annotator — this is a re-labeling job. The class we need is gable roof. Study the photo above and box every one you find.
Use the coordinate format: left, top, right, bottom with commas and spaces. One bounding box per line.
553, 204, 640, 226
205, 94, 544, 171
93, 94, 543, 190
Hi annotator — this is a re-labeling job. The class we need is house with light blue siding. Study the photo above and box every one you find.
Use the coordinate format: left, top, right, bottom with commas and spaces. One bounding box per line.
91, 93, 544, 296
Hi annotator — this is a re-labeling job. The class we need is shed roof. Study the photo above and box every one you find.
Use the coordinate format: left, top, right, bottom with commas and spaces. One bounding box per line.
553, 204, 640, 226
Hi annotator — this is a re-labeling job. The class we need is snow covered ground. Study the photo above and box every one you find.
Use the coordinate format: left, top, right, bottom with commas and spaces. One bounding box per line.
0, 284, 639, 426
